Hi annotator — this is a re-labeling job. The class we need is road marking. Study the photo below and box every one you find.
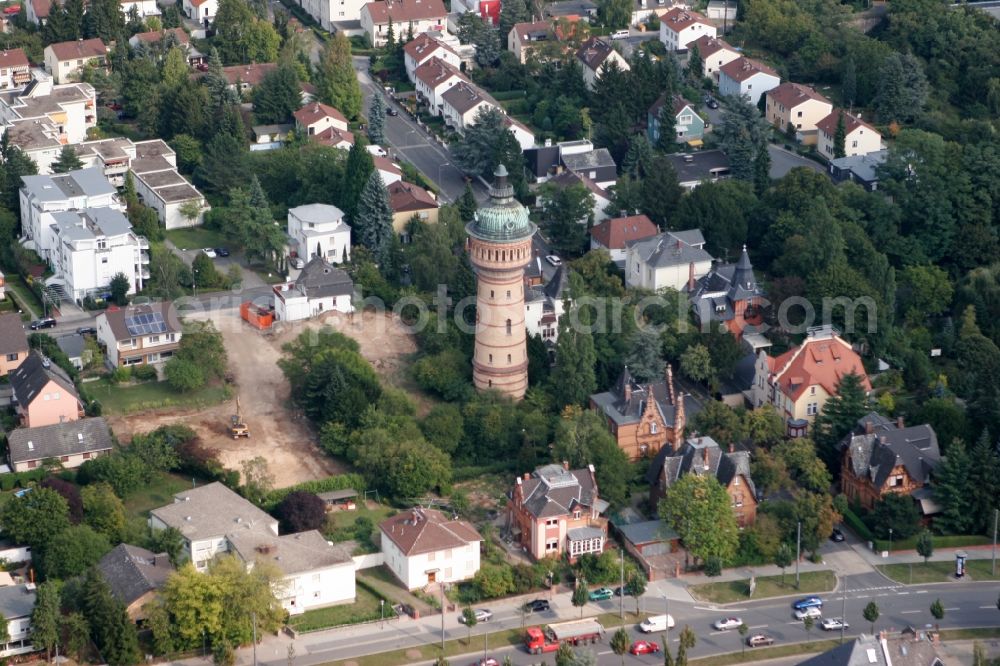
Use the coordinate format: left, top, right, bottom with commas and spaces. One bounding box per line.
748, 625, 768, 629
787, 621, 803, 625
901, 610, 921, 614
597, 650, 612, 655
710, 631, 732, 636
897, 592, 909, 595
915, 590, 929, 594
944, 607, 960, 611
693, 606, 720, 611
980, 606, 996, 609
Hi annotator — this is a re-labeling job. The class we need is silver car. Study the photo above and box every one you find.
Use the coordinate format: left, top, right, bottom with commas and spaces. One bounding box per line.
713, 617, 743, 631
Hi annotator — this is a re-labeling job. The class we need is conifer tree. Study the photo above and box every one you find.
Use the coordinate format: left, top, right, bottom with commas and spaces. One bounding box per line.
932, 438, 972, 535
368, 93, 386, 146
342, 140, 375, 221
354, 171, 394, 267
458, 182, 478, 222
813, 372, 869, 471
833, 111, 847, 159
51, 145, 84, 173
550, 309, 598, 408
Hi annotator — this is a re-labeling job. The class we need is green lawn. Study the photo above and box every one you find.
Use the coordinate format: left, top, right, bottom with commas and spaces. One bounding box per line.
690, 570, 837, 604
123, 471, 193, 519
90, 379, 230, 415
288, 583, 397, 633
690, 639, 841, 665
325, 504, 395, 553
164, 227, 231, 251
329, 628, 524, 666
6, 277, 43, 318
878, 560, 1000, 584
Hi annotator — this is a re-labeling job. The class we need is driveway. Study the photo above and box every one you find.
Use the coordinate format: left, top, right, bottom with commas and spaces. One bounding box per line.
768, 144, 825, 179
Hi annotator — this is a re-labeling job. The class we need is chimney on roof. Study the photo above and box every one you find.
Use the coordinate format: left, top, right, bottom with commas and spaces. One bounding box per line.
865, 420, 874, 435
523, 472, 530, 480
624, 380, 632, 403
562, 460, 569, 471
702, 446, 709, 468
688, 262, 695, 290
729, 442, 734, 453
896, 416, 904, 429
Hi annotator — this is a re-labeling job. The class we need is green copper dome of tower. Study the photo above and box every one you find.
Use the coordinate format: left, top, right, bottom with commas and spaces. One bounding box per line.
466, 165, 535, 242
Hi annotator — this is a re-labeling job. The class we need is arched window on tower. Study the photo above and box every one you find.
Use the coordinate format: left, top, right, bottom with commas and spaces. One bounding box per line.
506, 319, 512, 335
507, 354, 512, 363
489, 354, 493, 364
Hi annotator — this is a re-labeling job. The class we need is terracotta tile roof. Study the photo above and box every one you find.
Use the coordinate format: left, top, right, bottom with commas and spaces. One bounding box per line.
649, 92, 696, 118
413, 56, 465, 89
816, 109, 878, 137
766, 331, 871, 402
689, 35, 734, 58
590, 214, 658, 250
221, 62, 277, 86
660, 7, 710, 33
314, 125, 355, 147
766, 82, 830, 110
720, 56, 778, 82
30, 0, 55, 20
293, 101, 347, 127
402, 32, 456, 63
380, 508, 480, 556
373, 155, 402, 176
47, 38, 107, 61
132, 28, 190, 45
0, 48, 30, 70
576, 36, 616, 72
387, 180, 438, 212
512, 20, 551, 41
363, 0, 446, 25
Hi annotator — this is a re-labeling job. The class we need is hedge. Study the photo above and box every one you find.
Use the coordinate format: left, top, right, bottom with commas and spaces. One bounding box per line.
0, 468, 48, 491
873, 533, 992, 553
262, 474, 366, 511
841, 505, 873, 543
491, 90, 527, 101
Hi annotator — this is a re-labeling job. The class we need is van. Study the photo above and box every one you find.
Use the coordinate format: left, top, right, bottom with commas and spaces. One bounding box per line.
611, 29, 630, 39
639, 614, 675, 633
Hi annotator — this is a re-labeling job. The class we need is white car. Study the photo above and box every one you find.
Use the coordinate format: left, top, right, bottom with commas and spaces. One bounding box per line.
713, 617, 743, 631
795, 607, 822, 621
366, 145, 388, 157
545, 255, 562, 267
200, 248, 217, 258
820, 618, 849, 631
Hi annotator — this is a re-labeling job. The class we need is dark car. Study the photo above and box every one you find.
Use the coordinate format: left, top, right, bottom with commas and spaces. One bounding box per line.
793, 597, 823, 611
524, 599, 550, 613
705, 97, 720, 109
387, 107, 399, 116
29, 318, 57, 330
76, 326, 97, 335
830, 528, 845, 542
214, 247, 231, 257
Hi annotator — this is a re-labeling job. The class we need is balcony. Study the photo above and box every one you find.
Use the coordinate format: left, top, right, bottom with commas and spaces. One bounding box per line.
139, 251, 150, 264
136, 236, 149, 249
140, 267, 150, 280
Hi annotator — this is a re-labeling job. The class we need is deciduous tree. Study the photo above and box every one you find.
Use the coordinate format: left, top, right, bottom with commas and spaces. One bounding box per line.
316, 34, 361, 119
38, 525, 112, 579
659, 474, 739, 567
275, 491, 326, 533
0, 487, 70, 551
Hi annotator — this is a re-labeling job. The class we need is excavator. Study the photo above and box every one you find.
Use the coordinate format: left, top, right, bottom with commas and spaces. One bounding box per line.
228, 396, 250, 439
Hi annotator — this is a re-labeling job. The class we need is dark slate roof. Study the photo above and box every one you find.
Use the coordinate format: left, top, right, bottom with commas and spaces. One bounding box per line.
544, 265, 569, 301
590, 366, 697, 427
842, 415, 940, 489
101, 301, 181, 343
56, 334, 86, 361
561, 148, 617, 173
518, 464, 600, 519
9, 352, 78, 407
296, 258, 354, 299
7, 416, 113, 465
647, 435, 756, 498
689, 245, 763, 322
617, 519, 679, 545
625, 229, 712, 270
0, 584, 36, 620
98, 544, 173, 607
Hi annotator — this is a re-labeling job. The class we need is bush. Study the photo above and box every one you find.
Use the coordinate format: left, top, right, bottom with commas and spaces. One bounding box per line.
274, 491, 326, 533
473, 564, 515, 599
164, 358, 205, 392
704, 556, 722, 577
109, 366, 132, 384
841, 505, 873, 543
132, 364, 158, 382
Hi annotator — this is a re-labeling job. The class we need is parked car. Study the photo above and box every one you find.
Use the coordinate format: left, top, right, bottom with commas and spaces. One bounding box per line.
387, 107, 399, 116
366, 145, 388, 157
747, 634, 775, 647
705, 96, 720, 109
29, 318, 57, 330
794, 606, 822, 621
830, 528, 845, 542
821, 618, 849, 631
793, 597, 823, 611
469, 659, 499, 666
459, 609, 493, 623
713, 617, 743, 631
214, 247, 231, 257
629, 640, 660, 655
76, 326, 97, 335
200, 248, 217, 258
524, 599, 550, 613
545, 255, 562, 267
291, 257, 306, 269
589, 587, 614, 602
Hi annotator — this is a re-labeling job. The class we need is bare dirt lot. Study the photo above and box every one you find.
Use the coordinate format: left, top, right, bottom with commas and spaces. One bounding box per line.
108, 308, 420, 488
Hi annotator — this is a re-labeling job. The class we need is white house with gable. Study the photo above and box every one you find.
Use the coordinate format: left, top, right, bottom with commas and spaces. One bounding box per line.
380, 508, 481, 590
273, 257, 354, 321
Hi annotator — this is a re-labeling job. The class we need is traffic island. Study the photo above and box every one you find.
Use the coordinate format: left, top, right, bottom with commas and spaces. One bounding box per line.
689, 570, 836, 604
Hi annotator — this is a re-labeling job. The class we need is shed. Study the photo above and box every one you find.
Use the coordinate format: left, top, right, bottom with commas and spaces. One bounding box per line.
317, 488, 358, 510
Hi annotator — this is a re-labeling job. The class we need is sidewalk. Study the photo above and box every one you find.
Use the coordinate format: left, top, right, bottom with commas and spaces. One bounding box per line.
851, 541, 998, 567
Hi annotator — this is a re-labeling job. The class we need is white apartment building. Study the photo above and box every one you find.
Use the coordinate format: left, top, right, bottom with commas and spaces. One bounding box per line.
360, 0, 448, 48
43, 208, 148, 302
19, 168, 121, 252
0, 49, 32, 90
300, 0, 368, 29
287, 203, 351, 264
131, 140, 208, 229
624, 229, 714, 292
42, 38, 107, 84
380, 509, 481, 590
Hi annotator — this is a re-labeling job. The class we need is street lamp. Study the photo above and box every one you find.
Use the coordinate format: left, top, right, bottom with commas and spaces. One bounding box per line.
380, 598, 384, 629
888, 527, 893, 554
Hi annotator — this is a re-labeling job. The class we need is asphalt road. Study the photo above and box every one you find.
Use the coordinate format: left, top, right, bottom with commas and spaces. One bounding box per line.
353, 56, 485, 205
264, 577, 1000, 666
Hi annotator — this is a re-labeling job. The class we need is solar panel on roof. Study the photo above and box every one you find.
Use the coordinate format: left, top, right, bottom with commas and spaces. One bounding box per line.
124, 312, 167, 336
